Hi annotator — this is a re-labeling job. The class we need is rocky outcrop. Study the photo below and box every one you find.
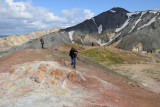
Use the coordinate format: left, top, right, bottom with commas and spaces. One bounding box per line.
0, 61, 89, 106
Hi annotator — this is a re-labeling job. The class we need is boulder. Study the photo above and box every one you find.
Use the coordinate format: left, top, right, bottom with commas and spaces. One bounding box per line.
32, 70, 46, 81
48, 79, 56, 86
34, 76, 41, 83
67, 71, 77, 81
38, 64, 47, 72
55, 69, 64, 80
76, 71, 86, 82
51, 71, 56, 77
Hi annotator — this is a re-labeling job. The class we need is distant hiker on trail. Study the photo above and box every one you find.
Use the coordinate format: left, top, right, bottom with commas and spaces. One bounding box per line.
69, 47, 78, 68
91, 42, 94, 47
40, 38, 44, 49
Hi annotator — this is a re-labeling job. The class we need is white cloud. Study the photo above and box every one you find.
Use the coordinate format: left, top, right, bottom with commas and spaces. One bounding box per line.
83, 9, 94, 19
0, 0, 94, 35
154, 8, 159, 10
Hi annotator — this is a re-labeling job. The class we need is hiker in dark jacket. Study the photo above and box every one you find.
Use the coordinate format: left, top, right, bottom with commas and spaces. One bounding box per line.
91, 42, 94, 47
40, 38, 44, 49
69, 47, 78, 68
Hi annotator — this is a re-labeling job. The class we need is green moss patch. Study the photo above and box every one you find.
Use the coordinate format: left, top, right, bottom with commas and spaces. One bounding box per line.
80, 48, 125, 64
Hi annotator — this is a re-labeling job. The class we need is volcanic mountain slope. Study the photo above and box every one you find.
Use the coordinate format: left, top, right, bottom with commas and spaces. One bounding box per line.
61, 7, 160, 51
25, 7, 160, 52
114, 12, 160, 51
0, 48, 160, 107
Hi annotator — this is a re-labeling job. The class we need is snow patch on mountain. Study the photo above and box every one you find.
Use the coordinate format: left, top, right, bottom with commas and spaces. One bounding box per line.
129, 26, 136, 33
110, 10, 116, 13
96, 38, 108, 46
98, 25, 103, 34
115, 11, 141, 33
149, 10, 160, 14
127, 12, 140, 18
136, 12, 146, 25
81, 39, 84, 45
129, 11, 147, 33
109, 36, 114, 42
115, 32, 121, 38
92, 18, 98, 27
115, 18, 131, 32
96, 32, 121, 46
68, 31, 75, 44
138, 16, 157, 30
92, 18, 103, 34
96, 38, 102, 45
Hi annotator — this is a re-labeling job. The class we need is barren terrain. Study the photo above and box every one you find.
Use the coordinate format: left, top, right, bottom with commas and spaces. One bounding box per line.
0, 48, 159, 107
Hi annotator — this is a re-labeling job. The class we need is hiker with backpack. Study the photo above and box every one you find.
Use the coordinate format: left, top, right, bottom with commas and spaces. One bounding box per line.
69, 47, 78, 68
40, 38, 44, 49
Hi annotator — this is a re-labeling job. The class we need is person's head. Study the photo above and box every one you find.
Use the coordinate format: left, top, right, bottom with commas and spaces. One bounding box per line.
71, 47, 74, 50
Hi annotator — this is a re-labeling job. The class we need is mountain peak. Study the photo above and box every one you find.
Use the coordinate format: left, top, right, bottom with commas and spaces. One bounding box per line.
110, 7, 129, 13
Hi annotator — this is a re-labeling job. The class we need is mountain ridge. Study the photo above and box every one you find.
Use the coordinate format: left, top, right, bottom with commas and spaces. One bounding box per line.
1, 7, 160, 55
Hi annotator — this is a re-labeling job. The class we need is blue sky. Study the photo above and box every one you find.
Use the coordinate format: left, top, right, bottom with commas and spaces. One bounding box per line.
0, 0, 160, 35
15, 0, 160, 15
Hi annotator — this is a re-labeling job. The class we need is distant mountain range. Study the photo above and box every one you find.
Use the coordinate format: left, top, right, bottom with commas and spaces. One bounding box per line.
1, 7, 160, 55
0, 35, 9, 38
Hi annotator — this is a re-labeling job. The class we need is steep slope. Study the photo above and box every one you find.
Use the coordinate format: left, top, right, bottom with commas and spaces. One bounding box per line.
60, 7, 130, 46
27, 31, 72, 49
115, 18, 160, 51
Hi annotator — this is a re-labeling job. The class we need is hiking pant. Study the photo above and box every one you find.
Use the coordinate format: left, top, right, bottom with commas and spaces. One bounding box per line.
41, 43, 44, 49
72, 57, 76, 68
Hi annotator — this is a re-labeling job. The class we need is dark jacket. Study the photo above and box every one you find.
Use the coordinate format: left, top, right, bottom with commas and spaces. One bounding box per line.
69, 49, 78, 58
40, 39, 44, 44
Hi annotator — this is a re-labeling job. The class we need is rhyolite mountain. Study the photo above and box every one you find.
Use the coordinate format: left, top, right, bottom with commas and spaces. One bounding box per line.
1, 7, 160, 56
0, 28, 60, 52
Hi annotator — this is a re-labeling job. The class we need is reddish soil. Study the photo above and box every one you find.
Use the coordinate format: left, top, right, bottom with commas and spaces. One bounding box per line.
0, 49, 160, 107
